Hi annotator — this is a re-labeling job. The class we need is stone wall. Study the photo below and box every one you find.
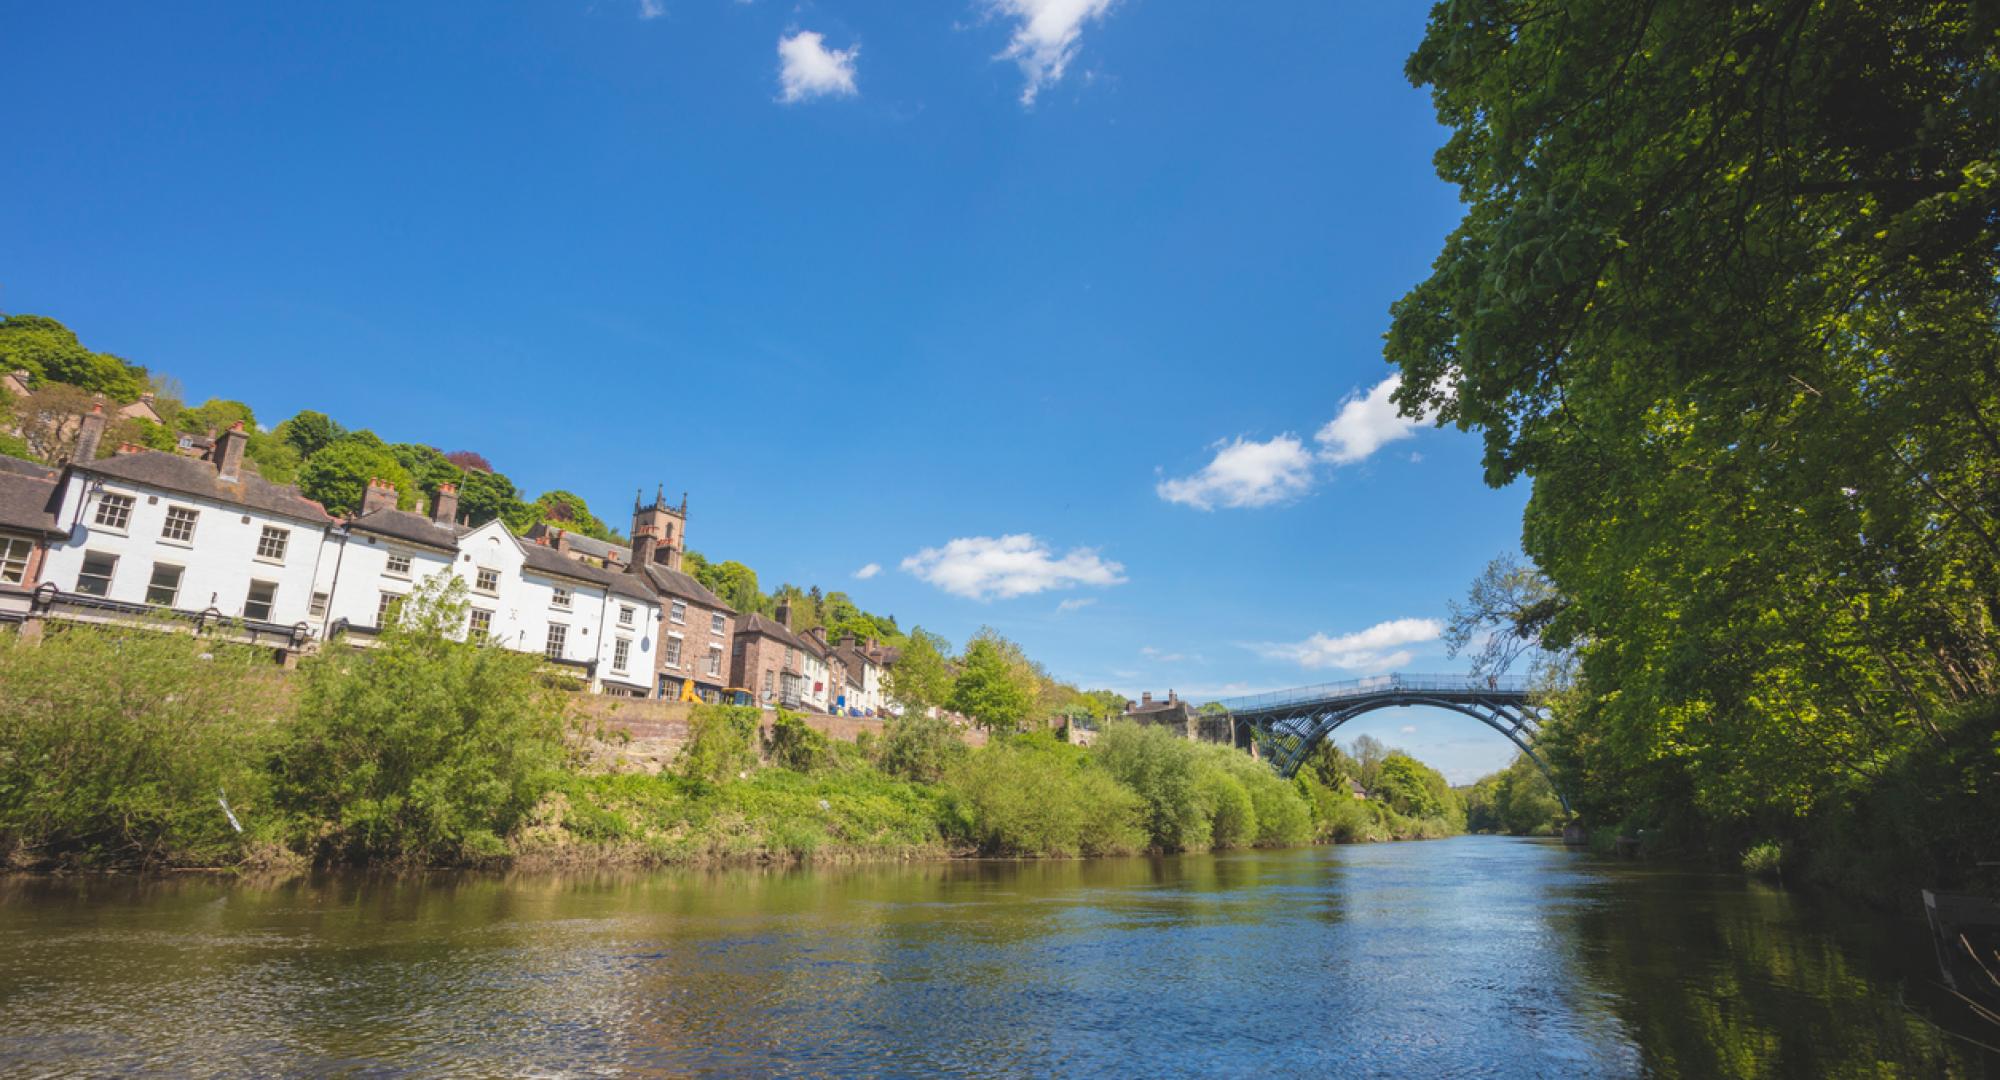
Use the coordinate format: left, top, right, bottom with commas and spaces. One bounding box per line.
570, 697, 989, 772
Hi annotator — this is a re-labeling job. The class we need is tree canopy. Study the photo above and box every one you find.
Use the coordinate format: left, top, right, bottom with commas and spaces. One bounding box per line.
1393, 1, 1999, 863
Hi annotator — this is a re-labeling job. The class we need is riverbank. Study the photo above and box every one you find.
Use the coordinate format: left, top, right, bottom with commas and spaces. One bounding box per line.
0, 613, 1467, 874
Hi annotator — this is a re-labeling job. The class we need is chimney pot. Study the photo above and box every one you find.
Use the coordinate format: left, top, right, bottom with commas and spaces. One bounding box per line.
360, 476, 397, 515
1142, 691, 1153, 705
430, 482, 459, 526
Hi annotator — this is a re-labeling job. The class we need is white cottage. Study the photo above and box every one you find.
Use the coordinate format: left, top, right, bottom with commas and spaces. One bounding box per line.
39, 421, 336, 636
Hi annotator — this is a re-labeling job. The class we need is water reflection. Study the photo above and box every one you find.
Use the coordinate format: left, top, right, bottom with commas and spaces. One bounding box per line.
1, 840, 1993, 1076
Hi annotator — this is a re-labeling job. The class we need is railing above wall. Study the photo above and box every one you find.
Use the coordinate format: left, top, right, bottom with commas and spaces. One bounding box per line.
1214, 673, 1534, 715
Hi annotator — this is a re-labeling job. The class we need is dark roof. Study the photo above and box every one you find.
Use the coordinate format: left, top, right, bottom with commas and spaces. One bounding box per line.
0, 460, 61, 536
735, 612, 816, 655
347, 507, 464, 552
79, 450, 333, 525
636, 562, 734, 613
520, 542, 657, 603
0, 454, 56, 481
522, 524, 632, 564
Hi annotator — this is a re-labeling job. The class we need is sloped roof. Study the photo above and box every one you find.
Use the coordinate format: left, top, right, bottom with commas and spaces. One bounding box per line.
635, 562, 734, 613
522, 524, 632, 564
0, 457, 61, 536
348, 506, 464, 552
79, 450, 333, 525
736, 611, 816, 655
520, 543, 658, 603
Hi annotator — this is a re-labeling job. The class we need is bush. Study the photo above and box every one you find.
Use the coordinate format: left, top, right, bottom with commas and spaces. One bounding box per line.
765, 710, 831, 773
943, 734, 1145, 857
1091, 721, 1213, 851
877, 713, 969, 784
676, 704, 761, 784
1215, 751, 1312, 847
271, 575, 568, 864
0, 624, 284, 867
1742, 840, 1784, 878
1199, 769, 1257, 849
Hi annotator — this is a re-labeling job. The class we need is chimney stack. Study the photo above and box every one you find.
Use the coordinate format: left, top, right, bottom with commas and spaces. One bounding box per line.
73, 402, 107, 464
1142, 691, 1154, 706
361, 477, 397, 515
430, 482, 458, 526
1168, 690, 1177, 704
216, 421, 248, 481
775, 600, 792, 629
554, 529, 572, 554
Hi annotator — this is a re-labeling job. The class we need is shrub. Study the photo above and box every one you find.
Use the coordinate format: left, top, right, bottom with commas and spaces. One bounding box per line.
765, 710, 831, 773
877, 713, 969, 784
1090, 722, 1213, 852
0, 623, 284, 867
1199, 769, 1257, 849
1216, 751, 1312, 847
271, 574, 568, 864
944, 734, 1145, 857
1742, 840, 1785, 879
676, 704, 761, 784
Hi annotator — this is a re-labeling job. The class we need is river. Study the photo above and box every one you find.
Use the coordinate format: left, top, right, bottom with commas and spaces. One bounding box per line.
2, 837, 1993, 1077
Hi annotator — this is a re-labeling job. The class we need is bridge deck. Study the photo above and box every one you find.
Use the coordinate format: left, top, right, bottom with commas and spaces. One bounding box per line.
1215, 673, 1534, 718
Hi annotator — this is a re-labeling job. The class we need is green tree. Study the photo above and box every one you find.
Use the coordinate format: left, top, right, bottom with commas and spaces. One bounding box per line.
948, 637, 1033, 731
1390, 0, 2000, 866
276, 410, 345, 459
173, 398, 256, 436
688, 555, 762, 614
296, 434, 416, 516
885, 627, 953, 715
456, 468, 527, 529
271, 573, 569, 863
0, 314, 147, 400
525, 490, 618, 542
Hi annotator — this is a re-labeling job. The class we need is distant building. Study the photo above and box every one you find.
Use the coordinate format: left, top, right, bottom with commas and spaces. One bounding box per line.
731, 601, 832, 711
0, 455, 64, 624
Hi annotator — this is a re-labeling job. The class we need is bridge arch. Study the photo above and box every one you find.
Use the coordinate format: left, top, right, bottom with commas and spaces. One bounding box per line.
1217, 674, 1571, 815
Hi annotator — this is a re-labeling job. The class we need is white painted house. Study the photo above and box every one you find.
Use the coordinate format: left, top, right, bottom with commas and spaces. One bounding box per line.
40, 423, 336, 633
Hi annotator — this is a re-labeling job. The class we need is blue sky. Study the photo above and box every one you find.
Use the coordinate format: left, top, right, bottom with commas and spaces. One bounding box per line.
2, 1, 1532, 782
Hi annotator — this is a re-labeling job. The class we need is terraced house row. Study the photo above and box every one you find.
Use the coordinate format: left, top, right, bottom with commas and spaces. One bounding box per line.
0, 404, 892, 712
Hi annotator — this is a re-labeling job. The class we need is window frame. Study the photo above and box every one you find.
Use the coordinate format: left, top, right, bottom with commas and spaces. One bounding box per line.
384, 551, 413, 579
309, 591, 330, 619
92, 493, 134, 533
0, 535, 33, 585
160, 505, 200, 546
706, 646, 722, 677
376, 591, 404, 628
145, 562, 184, 607
710, 612, 725, 636
669, 599, 687, 624
612, 637, 631, 674
619, 604, 635, 627
551, 585, 572, 611
468, 608, 493, 641
254, 525, 290, 564
474, 567, 500, 595
76, 551, 117, 597
664, 634, 683, 667
544, 623, 568, 660
243, 579, 278, 622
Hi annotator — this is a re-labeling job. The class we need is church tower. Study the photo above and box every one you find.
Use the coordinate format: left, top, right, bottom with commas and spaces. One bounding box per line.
629, 485, 687, 571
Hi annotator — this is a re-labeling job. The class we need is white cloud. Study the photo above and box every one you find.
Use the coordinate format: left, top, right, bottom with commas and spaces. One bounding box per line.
777, 30, 858, 103
1056, 597, 1096, 613
638, 0, 664, 19
986, 0, 1119, 105
1400, 725, 1418, 734
1315, 374, 1425, 465
1250, 617, 1444, 673
852, 562, 882, 580
901, 533, 1127, 600
1156, 435, 1315, 511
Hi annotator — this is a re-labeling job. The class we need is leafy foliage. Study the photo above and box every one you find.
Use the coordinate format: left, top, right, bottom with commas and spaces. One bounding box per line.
943, 733, 1145, 857
876, 713, 969, 784
295, 433, 417, 516
0, 314, 148, 400
885, 627, 953, 715
765, 710, 833, 773
0, 624, 283, 867
948, 635, 1035, 731
675, 704, 761, 785
271, 574, 569, 864
1392, 0, 2000, 886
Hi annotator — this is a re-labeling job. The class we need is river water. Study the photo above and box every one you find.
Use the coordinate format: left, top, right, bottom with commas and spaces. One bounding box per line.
2, 837, 1994, 1077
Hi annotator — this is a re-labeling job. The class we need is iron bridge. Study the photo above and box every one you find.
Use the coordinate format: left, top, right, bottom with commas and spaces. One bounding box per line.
1215, 673, 1568, 813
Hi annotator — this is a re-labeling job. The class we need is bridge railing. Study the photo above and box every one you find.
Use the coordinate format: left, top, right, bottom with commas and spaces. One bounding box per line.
1214, 672, 1533, 715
